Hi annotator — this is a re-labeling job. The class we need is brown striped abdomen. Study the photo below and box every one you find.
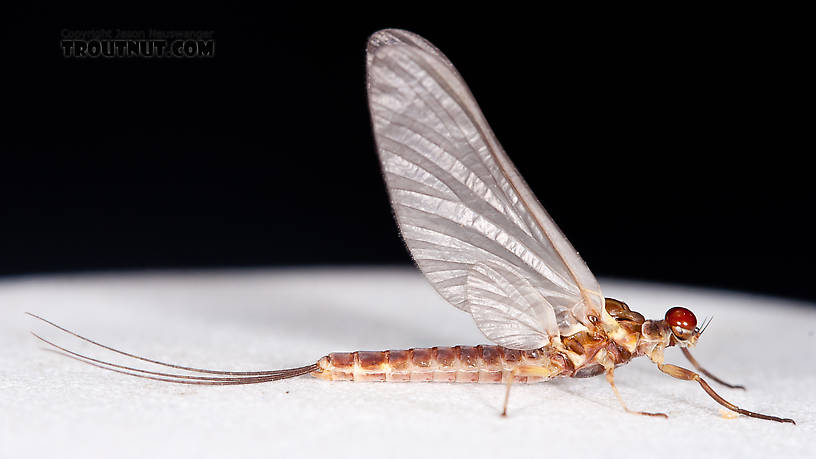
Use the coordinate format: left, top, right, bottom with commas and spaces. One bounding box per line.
312, 345, 569, 384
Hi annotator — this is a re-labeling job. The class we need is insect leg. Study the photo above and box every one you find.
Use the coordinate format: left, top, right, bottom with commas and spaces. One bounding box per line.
605, 368, 668, 418
680, 347, 745, 389
657, 363, 795, 424
502, 365, 556, 417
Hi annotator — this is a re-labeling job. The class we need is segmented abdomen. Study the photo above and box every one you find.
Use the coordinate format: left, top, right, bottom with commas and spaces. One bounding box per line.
313, 345, 565, 384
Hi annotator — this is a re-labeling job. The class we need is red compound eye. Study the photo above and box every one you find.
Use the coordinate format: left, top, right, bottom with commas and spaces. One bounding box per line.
665, 307, 697, 330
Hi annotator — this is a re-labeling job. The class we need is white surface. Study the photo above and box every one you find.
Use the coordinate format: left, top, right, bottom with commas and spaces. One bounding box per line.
1, 268, 814, 459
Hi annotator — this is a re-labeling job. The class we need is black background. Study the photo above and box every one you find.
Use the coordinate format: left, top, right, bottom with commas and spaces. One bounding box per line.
2, 7, 812, 302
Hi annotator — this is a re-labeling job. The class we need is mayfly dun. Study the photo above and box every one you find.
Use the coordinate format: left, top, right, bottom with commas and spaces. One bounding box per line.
29, 29, 794, 424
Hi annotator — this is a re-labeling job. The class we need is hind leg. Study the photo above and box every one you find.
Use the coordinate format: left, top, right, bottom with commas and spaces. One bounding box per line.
502, 365, 558, 416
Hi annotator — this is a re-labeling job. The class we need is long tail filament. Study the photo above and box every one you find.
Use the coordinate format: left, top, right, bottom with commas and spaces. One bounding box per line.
26, 312, 318, 385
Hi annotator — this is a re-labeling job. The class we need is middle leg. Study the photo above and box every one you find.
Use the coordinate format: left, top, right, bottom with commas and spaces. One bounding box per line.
606, 367, 668, 418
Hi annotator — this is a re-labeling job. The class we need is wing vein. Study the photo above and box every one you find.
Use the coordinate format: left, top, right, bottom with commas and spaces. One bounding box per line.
366, 30, 603, 348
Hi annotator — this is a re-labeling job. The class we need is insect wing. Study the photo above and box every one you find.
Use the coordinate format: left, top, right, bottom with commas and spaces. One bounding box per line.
366, 29, 603, 349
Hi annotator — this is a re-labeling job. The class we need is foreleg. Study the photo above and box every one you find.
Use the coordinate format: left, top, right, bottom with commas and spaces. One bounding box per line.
681, 347, 745, 389
658, 363, 794, 424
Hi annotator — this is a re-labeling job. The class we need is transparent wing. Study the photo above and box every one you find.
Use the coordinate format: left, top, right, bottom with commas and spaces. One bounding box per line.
366, 29, 603, 349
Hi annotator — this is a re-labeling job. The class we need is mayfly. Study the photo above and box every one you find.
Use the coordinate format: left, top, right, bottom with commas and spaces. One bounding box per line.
30, 29, 794, 424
